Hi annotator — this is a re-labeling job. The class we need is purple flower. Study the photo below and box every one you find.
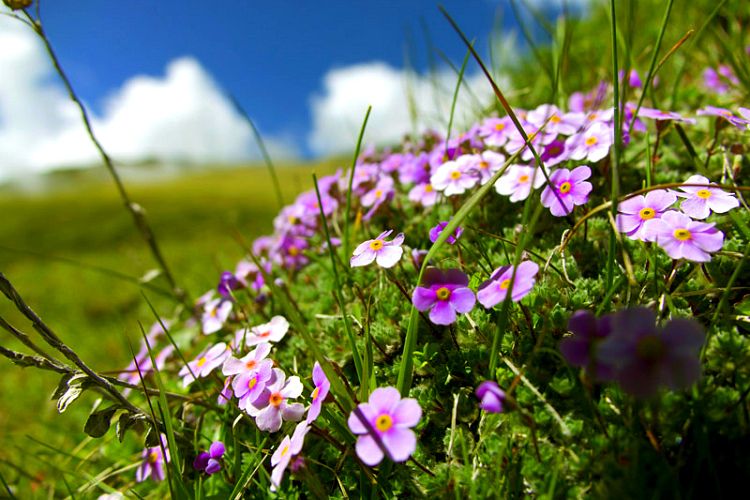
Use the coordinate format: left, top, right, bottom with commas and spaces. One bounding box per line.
676, 174, 739, 219
616, 190, 677, 240
217, 271, 242, 298
429, 221, 463, 245
541, 166, 593, 217
347, 387, 422, 466
703, 66, 738, 94
350, 230, 405, 268
270, 421, 310, 492
201, 298, 232, 334
643, 210, 724, 262
193, 441, 225, 475
565, 122, 612, 163
477, 261, 539, 308
494, 164, 546, 202
179, 342, 231, 387
306, 362, 330, 424
136, 434, 170, 483
412, 268, 476, 325
475, 381, 505, 413
218, 376, 233, 406
597, 307, 705, 398
245, 368, 305, 432
559, 310, 613, 380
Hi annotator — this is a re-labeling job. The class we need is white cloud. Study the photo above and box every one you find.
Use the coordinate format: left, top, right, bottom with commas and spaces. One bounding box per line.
308, 62, 504, 155
0, 15, 295, 181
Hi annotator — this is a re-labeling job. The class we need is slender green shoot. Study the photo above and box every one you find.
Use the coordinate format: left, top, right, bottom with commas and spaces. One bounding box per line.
606, 0, 622, 291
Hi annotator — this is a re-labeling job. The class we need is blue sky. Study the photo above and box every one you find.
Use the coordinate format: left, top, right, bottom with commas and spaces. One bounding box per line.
0, 0, 580, 177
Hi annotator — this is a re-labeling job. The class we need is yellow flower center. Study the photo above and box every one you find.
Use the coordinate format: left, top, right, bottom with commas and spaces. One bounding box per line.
374, 189, 383, 198
479, 161, 489, 169
494, 123, 505, 131
559, 181, 572, 194
638, 207, 656, 220
269, 392, 283, 407
550, 114, 561, 123
196, 356, 207, 368
247, 377, 257, 390
288, 245, 299, 256
518, 174, 530, 184
375, 414, 393, 432
148, 451, 159, 464
450, 170, 462, 180
245, 359, 257, 370
585, 136, 598, 146
311, 386, 320, 401
281, 444, 291, 457
287, 215, 298, 224
424, 184, 434, 193
673, 229, 692, 241
588, 113, 598, 121
696, 189, 712, 199
499, 279, 511, 290
210, 308, 218, 318
436, 287, 451, 301
369, 239, 384, 251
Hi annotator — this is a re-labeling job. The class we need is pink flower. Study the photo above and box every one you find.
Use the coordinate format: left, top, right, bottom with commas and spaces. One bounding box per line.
540, 166, 593, 217
408, 182, 439, 207
676, 174, 739, 220
476, 261, 539, 308
232, 361, 274, 411
642, 211, 724, 262
201, 298, 232, 334
306, 362, 330, 424
494, 164, 545, 202
350, 230, 404, 268
347, 387, 422, 466
430, 156, 479, 196
466, 150, 506, 185
616, 190, 677, 240
237, 315, 290, 347
222, 342, 273, 377
565, 122, 612, 163
478, 116, 513, 147
136, 434, 170, 483
476, 381, 505, 413
270, 421, 310, 492
179, 342, 230, 387
245, 368, 305, 432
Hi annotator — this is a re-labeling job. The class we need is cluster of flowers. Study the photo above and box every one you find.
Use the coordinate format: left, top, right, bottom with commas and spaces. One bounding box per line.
616, 174, 738, 262
560, 307, 705, 398
121, 73, 744, 491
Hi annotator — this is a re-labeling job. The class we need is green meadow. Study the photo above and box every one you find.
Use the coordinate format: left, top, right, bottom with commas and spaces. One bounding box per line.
0, 163, 335, 477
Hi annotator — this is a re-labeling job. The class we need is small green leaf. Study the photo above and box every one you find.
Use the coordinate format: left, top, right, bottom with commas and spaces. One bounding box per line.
84, 405, 120, 438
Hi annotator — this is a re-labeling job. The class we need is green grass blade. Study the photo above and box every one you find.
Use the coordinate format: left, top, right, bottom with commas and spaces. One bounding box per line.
342, 106, 373, 259
445, 48, 472, 148
228, 94, 285, 212
313, 173, 363, 384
